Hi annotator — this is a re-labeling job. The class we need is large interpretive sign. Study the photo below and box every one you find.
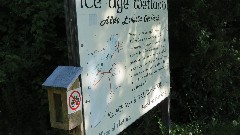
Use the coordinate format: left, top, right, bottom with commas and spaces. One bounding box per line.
75, 0, 170, 134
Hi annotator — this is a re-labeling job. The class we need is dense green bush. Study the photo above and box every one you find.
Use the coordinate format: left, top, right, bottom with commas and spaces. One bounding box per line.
169, 0, 240, 122
0, 0, 68, 134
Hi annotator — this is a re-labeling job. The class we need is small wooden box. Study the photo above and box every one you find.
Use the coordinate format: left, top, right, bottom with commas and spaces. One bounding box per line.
43, 66, 83, 130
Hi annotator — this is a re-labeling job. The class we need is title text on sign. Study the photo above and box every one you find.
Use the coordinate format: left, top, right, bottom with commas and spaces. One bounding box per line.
79, 0, 167, 13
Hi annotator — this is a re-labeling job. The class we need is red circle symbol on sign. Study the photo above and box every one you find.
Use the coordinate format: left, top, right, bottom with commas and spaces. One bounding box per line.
68, 90, 81, 111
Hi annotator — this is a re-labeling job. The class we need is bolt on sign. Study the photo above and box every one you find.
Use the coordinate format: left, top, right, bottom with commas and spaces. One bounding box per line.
75, 0, 170, 134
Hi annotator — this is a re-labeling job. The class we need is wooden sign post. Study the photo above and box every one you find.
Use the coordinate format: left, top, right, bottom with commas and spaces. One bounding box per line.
64, 0, 80, 66
64, 0, 85, 134
161, 96, 171, 134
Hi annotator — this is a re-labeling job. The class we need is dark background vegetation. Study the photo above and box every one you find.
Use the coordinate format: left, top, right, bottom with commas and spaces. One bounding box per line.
0, 0, 239, 134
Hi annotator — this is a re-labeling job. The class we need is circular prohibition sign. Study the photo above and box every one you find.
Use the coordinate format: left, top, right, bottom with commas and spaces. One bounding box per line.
68, 90, 81, 111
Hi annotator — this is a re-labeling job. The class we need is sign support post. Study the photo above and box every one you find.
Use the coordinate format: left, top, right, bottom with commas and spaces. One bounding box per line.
64, 0, 80, 66
161, 96, 171, 134
64, 0, 84, 135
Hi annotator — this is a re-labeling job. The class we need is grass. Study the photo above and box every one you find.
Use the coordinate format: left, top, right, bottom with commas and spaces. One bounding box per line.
203, 118, 240, 135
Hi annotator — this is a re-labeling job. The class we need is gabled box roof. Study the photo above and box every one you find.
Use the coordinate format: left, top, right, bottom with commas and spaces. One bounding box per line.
42, 66, 83, 90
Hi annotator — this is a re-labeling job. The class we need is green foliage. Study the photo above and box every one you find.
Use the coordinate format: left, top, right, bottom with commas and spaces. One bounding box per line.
159, 120, 203, 135
0, 0, 68, 134
169, 0, 240, 123
204, 118, 240, 135
158, 118, 240, 135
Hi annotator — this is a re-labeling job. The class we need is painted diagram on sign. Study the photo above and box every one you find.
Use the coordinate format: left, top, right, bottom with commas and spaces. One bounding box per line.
76, 0, 170, 134
85, 34, 125, 127
67, 88, 82, 114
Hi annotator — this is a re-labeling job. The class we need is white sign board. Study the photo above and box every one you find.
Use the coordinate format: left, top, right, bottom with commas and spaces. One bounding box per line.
75, 0, 170, 134
67, 88, 82, 114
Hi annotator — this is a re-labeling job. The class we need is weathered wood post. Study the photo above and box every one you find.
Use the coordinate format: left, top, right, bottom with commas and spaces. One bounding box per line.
64, 0, 84, 134
160, 1, 171, 134
64, 0, 80, 66
161, 96, 171, 134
